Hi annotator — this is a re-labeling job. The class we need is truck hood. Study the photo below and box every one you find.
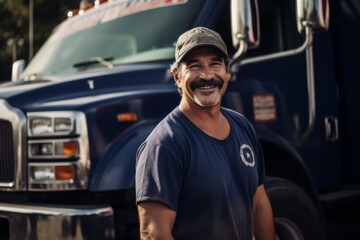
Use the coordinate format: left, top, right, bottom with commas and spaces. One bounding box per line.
0, 63, 175, 112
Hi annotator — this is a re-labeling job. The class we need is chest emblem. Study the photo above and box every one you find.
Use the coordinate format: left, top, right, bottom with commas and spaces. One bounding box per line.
240, 144, 255, 167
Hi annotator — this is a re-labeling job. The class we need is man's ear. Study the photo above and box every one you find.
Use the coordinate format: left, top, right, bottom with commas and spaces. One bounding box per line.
226, 65, 232, 81
172, 68, 181, 86
227, 71, 231, 81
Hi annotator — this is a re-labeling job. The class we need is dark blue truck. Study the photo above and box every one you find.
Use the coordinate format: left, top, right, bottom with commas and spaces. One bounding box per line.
0, 0, 359, 239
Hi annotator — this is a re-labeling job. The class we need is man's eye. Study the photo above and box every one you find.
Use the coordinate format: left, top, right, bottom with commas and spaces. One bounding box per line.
189, 64, 200, 69
212, 61, 222, 66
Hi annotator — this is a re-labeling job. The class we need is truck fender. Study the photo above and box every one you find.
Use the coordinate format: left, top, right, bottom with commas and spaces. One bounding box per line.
89, 120, 159, 191
255, 127, 324, 217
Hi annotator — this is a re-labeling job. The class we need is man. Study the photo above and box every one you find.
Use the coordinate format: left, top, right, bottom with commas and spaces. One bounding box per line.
135, 27, 275, 240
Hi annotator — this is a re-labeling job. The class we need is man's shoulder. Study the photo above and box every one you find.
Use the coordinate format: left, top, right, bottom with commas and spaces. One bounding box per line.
155, 107, 183, 128
148, 107, 188, 140
140, 107, 191, 158
222, 107, 257, 135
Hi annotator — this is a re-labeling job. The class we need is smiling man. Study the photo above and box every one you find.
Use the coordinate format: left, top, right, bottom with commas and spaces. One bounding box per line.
135, 27, 275, 240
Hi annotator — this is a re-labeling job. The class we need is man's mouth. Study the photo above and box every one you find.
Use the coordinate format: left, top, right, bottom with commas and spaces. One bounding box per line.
190, 79, 224, 91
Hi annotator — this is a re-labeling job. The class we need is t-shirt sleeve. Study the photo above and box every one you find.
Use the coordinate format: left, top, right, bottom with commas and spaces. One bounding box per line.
135, 140, 182, 211
245, 117, 266, 186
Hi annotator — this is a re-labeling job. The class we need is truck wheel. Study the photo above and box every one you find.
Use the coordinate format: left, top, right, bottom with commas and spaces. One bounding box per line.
264, 177, 325, 240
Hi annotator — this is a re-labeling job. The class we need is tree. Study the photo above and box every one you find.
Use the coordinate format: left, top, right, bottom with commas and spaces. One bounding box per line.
0, 0, 78, 82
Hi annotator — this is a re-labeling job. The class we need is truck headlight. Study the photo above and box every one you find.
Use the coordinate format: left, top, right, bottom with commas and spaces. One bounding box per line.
30, 165, 55, 180
54, 118, 72, 132
29, 140, 79, 158
27, 111, 89, 191
29, 142, 53, 156
29, 117, 52, 135
29, 164, 75, 181
28, 113, 74, 136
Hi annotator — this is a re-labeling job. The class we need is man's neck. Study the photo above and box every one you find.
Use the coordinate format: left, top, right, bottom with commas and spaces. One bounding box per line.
179, 102, 230, 140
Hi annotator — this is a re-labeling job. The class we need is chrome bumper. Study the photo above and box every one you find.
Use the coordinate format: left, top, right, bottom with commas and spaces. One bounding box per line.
0, 203, 115, 239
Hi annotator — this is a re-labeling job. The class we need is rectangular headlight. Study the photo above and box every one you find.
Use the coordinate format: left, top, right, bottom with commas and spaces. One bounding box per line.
54, 118, 72, 132
29, 142, 53, 156
29, 117, 52, 135
29, 140, 79, 158
29, 165, 75, 181
27, 112, 76, 137
30, 165, 55, 181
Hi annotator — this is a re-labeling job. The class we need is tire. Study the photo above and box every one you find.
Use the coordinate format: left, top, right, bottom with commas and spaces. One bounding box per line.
265, 177, 326, 240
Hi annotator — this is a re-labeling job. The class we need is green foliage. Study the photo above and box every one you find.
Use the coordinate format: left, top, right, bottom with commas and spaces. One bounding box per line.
0, 0, 78, 81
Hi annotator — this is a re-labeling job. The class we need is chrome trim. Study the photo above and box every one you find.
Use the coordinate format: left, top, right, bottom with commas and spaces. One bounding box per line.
238, 30, 310, 67
230, 39, 247, 74
0, 100, 27, 191
0, 203, 115, 239
27, 111, 90, 191
296, 0, 329, 33
324, 116, 339, 142
231, 28, 310, 76
301, 26, 316, 141
0, 182, 13, 188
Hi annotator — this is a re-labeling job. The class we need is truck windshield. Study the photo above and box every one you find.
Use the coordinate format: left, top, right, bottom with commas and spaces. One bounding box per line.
22, 0, 205, 80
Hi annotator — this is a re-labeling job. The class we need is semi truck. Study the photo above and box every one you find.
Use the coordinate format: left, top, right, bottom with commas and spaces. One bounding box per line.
0, 0, 359, 239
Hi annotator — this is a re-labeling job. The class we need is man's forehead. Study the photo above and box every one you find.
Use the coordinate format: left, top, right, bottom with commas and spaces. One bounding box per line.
182, 47, 225, 62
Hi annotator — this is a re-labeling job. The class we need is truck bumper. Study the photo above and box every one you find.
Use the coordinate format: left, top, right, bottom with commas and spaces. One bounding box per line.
0, 202, 115, 240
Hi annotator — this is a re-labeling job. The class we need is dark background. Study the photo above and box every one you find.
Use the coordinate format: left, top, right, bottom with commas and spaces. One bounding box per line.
0, 0, 79, 82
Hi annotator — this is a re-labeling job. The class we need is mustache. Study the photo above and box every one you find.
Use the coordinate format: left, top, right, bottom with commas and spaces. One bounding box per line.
190, 79, 224, 91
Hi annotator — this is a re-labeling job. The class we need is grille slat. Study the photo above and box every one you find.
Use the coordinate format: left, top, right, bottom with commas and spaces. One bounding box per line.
0, 120, 15, 182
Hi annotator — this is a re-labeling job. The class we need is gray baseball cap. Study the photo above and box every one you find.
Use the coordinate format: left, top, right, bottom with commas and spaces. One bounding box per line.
175, 27, 228, 63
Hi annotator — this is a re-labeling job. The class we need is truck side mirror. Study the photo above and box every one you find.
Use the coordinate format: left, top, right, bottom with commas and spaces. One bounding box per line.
231, 0, 260, 52
11, 59, 25, 82
230, 0, 259, 74
296, 0, 329, 33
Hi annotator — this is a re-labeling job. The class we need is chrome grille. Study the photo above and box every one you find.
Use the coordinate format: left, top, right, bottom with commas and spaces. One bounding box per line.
0, 99, 27, 190
0, 120, 15, 182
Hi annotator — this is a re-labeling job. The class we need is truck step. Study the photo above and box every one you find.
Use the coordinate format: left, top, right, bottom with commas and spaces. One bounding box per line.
320, 186, 360, 240
320, 186, 360, 206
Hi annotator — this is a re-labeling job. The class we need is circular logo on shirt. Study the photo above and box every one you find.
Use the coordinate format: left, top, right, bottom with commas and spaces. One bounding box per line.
240, 144, 255, 167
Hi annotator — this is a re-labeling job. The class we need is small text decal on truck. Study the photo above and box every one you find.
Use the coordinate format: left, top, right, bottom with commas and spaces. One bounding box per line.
253, 94, 276, 122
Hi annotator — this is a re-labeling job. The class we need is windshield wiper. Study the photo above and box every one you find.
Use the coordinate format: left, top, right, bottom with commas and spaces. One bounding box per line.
23, 73, 51, 81
72, 56, 114, 69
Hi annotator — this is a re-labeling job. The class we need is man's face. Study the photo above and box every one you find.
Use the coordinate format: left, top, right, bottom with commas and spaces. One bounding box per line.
175, 47, 229, 108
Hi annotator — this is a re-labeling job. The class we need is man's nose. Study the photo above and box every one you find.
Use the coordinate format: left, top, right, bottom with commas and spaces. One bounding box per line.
199, 66, 215, 80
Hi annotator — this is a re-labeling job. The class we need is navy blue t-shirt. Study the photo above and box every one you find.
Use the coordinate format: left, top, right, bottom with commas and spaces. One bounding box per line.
136, 107, 265, 240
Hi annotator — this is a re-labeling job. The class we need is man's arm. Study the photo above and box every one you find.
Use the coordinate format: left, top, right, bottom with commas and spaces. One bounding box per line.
253, 184, 275, 240
137, 201, 177, 240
